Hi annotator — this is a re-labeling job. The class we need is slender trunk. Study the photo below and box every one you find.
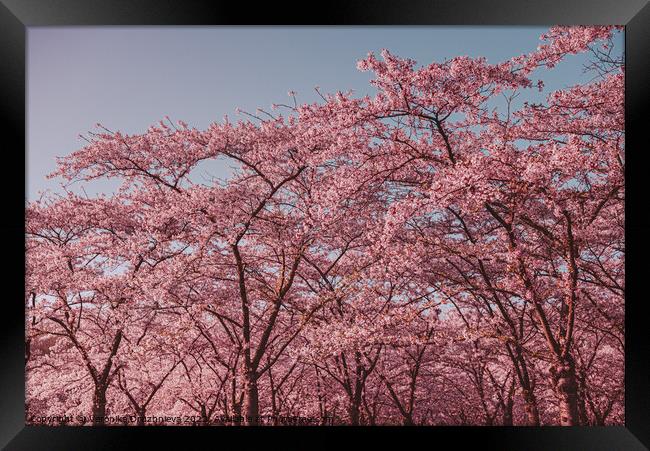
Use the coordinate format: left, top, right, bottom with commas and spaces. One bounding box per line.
243, 371, 259, 426
521, 388, 540, 426
315, 366, 328, 425
92, 385, 107, 426
554, 212, 581, 426
576, 372, 590, 425
348, 401, 361, 426
502, 397, 514, 426
136, 408, 145, 426
232, 244, 259, 426
362, 388, 379, 426
232, 399, 242, 426
269, 368, 280, 425
578, 393, 589, 425
507, 346, 539, 426
348, 374, 364, 425
199, 404, 210, 426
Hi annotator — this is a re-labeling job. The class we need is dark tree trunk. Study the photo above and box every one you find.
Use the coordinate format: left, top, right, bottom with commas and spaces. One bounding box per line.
502, 389, 514, 426
348, 385, 363, 426
348, 379, 364, 426
348, 402, 361, 426
243, 371, 259, 426
551, 357, 581, 426
576, 372, 590, 425
232, 399, 242, 425
522, 389, 540, 426
92, 386, 107, 426
136, 408, 146, 426
502, 403, 513, 426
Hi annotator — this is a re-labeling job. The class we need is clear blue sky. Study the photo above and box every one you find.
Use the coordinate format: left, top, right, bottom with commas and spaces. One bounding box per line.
27, 26, 623, 201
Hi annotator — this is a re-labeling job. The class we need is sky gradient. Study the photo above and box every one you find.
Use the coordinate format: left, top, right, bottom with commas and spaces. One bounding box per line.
27, 26, 623, 201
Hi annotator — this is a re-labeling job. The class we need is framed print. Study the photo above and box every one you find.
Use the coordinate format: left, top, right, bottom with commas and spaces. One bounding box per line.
1, 0, 648, 449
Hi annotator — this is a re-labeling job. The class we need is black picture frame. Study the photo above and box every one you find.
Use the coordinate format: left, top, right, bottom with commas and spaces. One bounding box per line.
1, 1, 648, 449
